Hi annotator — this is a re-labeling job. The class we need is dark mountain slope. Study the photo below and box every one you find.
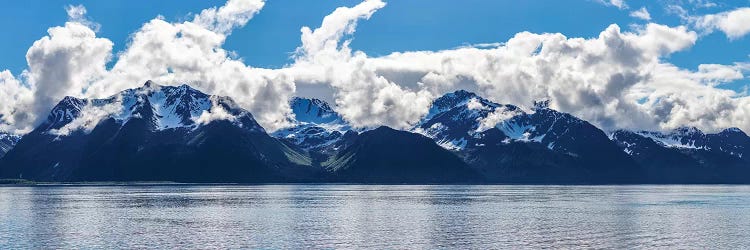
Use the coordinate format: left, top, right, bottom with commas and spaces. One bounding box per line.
324, 127, 481, 183
0, 81, 319, 182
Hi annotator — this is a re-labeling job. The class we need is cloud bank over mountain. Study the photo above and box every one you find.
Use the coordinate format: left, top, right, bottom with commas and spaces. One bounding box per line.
1, 0, 749, 134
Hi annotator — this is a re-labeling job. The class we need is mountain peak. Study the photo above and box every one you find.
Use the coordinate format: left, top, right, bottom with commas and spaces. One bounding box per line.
449, 89, 477, 97
426, 90, 489, 119
290, 97, 344, 125
272, 97, 351, 153
533, 99, 550, 110
143, 80, 159, 88
60, 95, 83, 103
720, 127, 746, 135
41, 96, 88, 131
673, 126, 703, 136
0, 131, 21, 158
292, 97, 333, 112
435, 90, 479, 104
37, 81, 266, 135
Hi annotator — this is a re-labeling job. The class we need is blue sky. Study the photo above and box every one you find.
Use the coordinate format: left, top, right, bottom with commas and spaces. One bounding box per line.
2, 0, 748, 81
2, 0, 750, 134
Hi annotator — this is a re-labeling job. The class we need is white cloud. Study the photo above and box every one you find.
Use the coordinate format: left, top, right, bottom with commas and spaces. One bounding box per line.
65, 4, 100, 31
693, 7, 750, 39
466, 98, 486, 110
694, 64, 743, 85
0, 0, 292, 133
193, 0, 264, 34
49, 98, 123, 136
295, 0, 385, 57
193, 97, 237, 125
610, 0, 627, 9
358, 23, 707, 131
630, 7, 652, 21
476, 106, 521, 132
691, 0, 717, 8
288, 0, 434, 129
596, 0, 627, 9
0, 71, 33, 133
65, 4, 86, 20
83, 0, 295, 131
2, 0, 750, 136
17, 21, 112, 132
680, 0, 718, 9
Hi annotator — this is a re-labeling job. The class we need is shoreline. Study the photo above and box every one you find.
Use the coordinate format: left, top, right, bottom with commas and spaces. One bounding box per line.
2, 179, 750, 187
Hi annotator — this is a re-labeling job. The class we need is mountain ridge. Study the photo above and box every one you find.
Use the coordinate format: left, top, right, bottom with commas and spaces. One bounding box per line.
1, 81, 750, 183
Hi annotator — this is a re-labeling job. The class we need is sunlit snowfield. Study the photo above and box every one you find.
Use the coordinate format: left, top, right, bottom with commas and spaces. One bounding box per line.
1, 185, 749, 248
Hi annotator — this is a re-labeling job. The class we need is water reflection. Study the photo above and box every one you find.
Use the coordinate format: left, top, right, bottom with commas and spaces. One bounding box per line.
1, 185, 750, 248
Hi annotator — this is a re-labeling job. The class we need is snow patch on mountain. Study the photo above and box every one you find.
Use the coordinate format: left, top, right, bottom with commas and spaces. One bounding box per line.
41, 81, 255, 136
466, 98, 487, 110
477, 106, 523, 133
0, 132, 21, 156
192, 97, 237, 126
272, 97, 352, 152
415, 90, 565, 151
634, 127, 707, 149
436, 137, 468, 151
50, 99, 123, 136
612, 126, 750, 161
290, 97, 346, 126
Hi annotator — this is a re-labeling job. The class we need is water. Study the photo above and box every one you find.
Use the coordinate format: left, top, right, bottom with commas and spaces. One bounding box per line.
1, 185, 749, 249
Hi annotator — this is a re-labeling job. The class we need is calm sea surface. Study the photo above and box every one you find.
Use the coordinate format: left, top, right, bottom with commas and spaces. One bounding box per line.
1, 185, 749, 249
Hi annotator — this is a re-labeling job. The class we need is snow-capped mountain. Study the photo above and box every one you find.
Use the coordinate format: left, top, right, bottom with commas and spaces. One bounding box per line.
2, 82, 750, 184
0, 81, 315, 182
415, 90, 592, 153
0, 132, 21, 158
289, 97, 347, 125
414, 90, 641, 183
39, 80, 263, 135
611, 127, 750, 183
416, 90, 616, 156
613, 127, 750, 158
272, 97, 351, 153
414, 90, 509, 150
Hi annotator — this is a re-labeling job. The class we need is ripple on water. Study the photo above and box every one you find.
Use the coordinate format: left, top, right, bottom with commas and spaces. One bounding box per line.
1, 185, 750, 248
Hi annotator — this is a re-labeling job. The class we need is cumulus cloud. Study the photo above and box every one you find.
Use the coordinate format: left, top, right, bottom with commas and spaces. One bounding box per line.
0, 71, 33, 133
0, 0, 294, 133
193, 0, 264, 34
49, 98, 123, 136
476, 106, 521, 132
0, 21, 113, 133
359, 23, 706, 131
693, 64, 744, 85
630, 7, 652, 21
193, 97, 237, 125
692, 7, 750, 39
25, 21, 112, 110
1, 0, 750, 136
81, 0, 294, 131
288, 0, 434, 129
466, 98, 486, 110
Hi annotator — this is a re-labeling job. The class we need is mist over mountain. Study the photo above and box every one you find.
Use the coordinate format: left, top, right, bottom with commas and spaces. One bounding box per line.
1, 81, 749, 183
412, 90, 643, 183
0, 81, 319, 182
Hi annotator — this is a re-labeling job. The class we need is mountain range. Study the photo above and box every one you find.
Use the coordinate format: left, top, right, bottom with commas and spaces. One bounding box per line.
1, 81, 749, 183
